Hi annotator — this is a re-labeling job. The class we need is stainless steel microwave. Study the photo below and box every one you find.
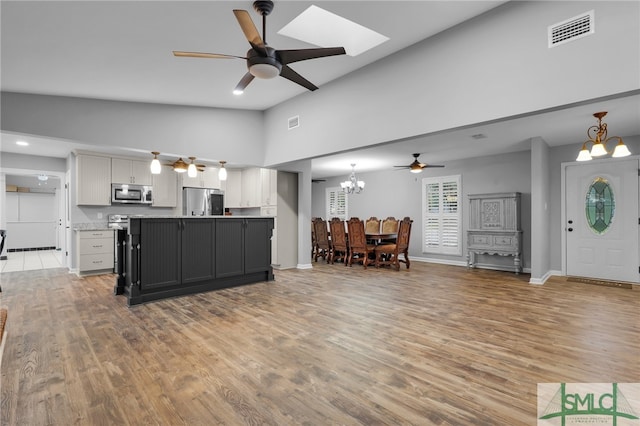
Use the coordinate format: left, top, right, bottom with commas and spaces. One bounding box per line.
111, 183, 153, 205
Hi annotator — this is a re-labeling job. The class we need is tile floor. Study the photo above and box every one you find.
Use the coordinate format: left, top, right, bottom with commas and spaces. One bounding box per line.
0, 250, 65, 272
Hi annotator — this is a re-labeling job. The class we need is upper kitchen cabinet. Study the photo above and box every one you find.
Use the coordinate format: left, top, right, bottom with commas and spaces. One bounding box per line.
76, 154, 111, 206
261, 168, 277, 207
224, 170, 242, 208
182, 168, 220, 189
152, 165, 178, 207
112, 158, 152, 185
241, 167, 261, 208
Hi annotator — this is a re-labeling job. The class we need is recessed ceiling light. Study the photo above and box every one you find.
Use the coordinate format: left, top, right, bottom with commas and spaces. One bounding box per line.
16, 141, 29, 146
278, 5, 389, 57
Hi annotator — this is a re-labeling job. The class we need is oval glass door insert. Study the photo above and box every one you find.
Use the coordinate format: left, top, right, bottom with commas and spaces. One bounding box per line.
585, 177, 615, 234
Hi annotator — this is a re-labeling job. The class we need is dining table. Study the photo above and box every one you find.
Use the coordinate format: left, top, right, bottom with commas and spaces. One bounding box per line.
365, 232, 397, 244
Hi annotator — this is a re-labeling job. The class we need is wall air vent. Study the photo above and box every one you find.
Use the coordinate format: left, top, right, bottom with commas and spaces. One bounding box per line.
548, 10, 594, 48
288, 115, 300, 130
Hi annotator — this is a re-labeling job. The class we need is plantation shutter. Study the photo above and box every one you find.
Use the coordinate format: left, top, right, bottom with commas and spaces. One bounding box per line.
326, 187, 348, 220
422, 175, 461, 255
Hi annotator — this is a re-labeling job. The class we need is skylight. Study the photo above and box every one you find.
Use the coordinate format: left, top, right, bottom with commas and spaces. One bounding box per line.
278, 5, 389, 57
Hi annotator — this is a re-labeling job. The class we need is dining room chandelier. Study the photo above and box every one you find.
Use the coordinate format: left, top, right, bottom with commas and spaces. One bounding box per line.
340, 163, 365, 194
576, 111, 631, 161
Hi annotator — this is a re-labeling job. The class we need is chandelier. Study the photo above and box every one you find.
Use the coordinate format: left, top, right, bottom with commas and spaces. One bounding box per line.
340, 163, 365, 194
576, 111, 631, 161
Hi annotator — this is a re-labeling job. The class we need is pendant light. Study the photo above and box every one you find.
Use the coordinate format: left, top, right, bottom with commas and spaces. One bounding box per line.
150, 152, 162, 174
218, 161, 227, 181
340, 163, 365, 194
576, 112, 631, 161
187, 157, 198, 178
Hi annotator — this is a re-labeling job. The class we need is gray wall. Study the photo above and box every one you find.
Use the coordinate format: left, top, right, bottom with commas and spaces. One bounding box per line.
312, 150, 532, 270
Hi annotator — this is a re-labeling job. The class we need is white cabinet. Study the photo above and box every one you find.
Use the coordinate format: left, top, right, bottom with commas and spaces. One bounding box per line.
467, 192, 522, 274
224, 170, 242, 208
112, 158, 152, 185
261, 168, 277, 206
76, 154, 112, 206
241, 167, 261, 207
152, 165, 178, 207
76, 229, 114, 275
182, 168, 220, 189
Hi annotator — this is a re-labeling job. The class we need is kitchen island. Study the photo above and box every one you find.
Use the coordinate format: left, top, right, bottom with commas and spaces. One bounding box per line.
115, 216, 274, 306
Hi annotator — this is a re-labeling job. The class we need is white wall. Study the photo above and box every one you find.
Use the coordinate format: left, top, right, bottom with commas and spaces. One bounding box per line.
264, 1, 640, 166
0, 93, 265, 167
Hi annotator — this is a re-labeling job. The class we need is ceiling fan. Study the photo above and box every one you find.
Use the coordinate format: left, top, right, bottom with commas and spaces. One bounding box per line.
173, 0, 346, 94
394, 153, 445, 173
166, 157, 206, 173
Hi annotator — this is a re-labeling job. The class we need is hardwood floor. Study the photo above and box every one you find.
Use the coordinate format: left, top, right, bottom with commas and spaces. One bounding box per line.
1, 262, 638, 425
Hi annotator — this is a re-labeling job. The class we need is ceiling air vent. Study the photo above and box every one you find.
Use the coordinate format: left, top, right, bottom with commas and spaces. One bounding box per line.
288, 115, 300, 130
548, 10, 594, 48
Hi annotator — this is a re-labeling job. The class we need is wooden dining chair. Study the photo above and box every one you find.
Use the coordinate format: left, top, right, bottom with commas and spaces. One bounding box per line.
365, 217, 381, 234
311, 217, 318, 259
312, 217, 331, 263
329, 217, 348, 265
346, 217, 376, 268
374, 217, 413, 270
365, 216, 381, 244
381, 216, 399, 243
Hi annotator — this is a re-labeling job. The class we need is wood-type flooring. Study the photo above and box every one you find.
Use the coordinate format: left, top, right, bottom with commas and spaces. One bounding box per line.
1, 262, 638, 425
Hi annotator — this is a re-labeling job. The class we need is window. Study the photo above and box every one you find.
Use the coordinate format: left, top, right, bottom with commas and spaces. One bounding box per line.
326, 187, 348, 220
422, 175, 462, 255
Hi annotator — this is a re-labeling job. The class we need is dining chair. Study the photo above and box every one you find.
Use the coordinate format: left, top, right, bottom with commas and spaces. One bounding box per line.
329, 217, 348, 265
374, 217, 413, 270
365, 217, 381, 234
311, 217, 318, 259
380, 217, 399, 243
346, 217, 376, 268
365, 216, 381, 244
312, 217, 331, 263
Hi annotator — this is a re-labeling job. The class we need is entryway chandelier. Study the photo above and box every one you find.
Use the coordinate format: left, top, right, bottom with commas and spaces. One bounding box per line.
576, 112, 631, 161
340, 163, 365, 194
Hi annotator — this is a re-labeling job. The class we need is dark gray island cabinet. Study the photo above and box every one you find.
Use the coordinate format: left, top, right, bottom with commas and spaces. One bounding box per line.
120, 216, 274, 306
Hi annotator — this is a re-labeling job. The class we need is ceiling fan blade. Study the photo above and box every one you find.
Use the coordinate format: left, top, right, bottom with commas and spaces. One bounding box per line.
234, 72, 255, 93
279, 65, 318, 91
233, 9, 266, 52
277, 47, 346, 65
173, 51, 246, 60
424, 164, 445, 168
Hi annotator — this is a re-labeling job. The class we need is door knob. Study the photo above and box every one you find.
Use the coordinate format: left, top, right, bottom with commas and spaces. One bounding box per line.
568, 227, 573, 232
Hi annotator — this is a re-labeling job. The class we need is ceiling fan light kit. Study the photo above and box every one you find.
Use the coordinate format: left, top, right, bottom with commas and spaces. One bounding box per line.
173, 0, 346, 94
395, 153, 445, 173
576, 111, 631, 161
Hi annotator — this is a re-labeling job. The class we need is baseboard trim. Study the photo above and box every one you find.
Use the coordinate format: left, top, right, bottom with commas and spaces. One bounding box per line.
567, 276, 636, 289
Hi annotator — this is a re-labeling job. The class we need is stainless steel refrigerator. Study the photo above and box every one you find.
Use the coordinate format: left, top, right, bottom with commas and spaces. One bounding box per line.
183, 187, 224, 216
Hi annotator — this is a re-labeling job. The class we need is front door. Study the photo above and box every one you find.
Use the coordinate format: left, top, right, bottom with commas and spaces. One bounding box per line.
565, 158, 639, 283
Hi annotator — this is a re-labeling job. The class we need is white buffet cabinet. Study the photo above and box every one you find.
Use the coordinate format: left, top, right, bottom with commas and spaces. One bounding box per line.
466, 192, 522, 274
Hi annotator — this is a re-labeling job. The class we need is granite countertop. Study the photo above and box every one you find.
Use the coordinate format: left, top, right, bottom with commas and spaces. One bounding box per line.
73, 223, 112, 231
